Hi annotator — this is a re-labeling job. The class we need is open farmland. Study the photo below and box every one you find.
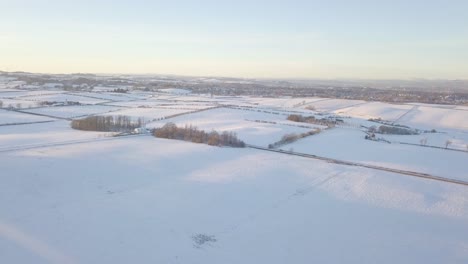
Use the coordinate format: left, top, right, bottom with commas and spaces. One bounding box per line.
146, 107, 323, 147
1, 86, 467, 264
22, 105, 124, 119
0, 109, 55, 125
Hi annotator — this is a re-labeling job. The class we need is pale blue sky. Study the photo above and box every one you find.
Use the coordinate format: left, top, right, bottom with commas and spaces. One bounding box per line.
1, 0, 467, 79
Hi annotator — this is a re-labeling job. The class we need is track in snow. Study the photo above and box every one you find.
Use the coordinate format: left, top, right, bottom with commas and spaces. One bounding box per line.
393, 105, 418, 124
0, 134, 148, 153
247, 144, 468, 187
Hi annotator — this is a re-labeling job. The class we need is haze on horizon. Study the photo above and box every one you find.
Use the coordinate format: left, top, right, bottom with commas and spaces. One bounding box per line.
1, 0, 467, 79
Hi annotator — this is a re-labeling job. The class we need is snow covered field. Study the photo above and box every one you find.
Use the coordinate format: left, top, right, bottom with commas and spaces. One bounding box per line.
100, 107, 195, 122
384, 131, 468, 151
0, 90, 64, 99
335, 102, 413, 121
305, 98, 366, 112
22, 93, 108, 105
158, 88, 192, 94
146, 107, 318, 147
23, 105, 124, 119
69, 92, 149, 102
1, 137, 468, 264
0, 120, 112, 151
284, 127, 468, 181
242, 97, 326, 109
106, 99, 216, 110
1, 88, 467, 263
397, 106, 468, 131
0, 98, 43, 108
0, 109, 55, 125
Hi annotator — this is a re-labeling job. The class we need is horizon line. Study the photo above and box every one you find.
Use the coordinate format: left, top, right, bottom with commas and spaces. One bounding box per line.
2, 70, 467, 82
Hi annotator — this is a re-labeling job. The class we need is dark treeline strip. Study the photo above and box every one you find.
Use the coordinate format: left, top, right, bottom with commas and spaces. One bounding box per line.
112, 88, 128, 93
71, 115, 143, 132
287, 114, 338, 127
375, 125, 418, 135
153, 123, 245, 148
268, 128, 321, 149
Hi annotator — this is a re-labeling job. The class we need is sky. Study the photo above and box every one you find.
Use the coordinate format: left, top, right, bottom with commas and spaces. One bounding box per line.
0, 0, 467, 79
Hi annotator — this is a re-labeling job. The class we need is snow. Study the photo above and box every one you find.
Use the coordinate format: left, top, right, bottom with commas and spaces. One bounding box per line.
335, 102, 413, 121
0, 88, 27, 98
243, 97, 326, 109
0, 137, 467, 264
100, 107, 194, 122
69, 92, 149, 102
0, 120, 112, 151
156, 94, 229, 103
158, 88, 192, 94
284, 127, 468, 181
22, 94, 108, 105
106, 99, 216, 110
305, 98, 366, 112
0, 99, 41, 108
1, 80, 26, 88
103, 100, 174, 108
455, 106, 468, 111
146, 107, 315, 147
1, 89, 468, 264
23, 105, 124, 119
0, 90, 65, 99
0, 109, 55, 125
397, 106, 468, 131
294, 99, 468, 131
92, 86, 117, 92
384, 131, 468, 151
42, 83, 64, 88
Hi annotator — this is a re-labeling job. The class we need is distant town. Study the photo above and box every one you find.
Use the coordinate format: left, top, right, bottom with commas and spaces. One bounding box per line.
1, 71, 467, 105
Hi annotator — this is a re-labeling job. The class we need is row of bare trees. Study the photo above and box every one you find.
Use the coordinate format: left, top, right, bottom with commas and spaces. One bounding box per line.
39, 101, 81, 106
153, 123, 245, 147
112, 88, 128, 93
287, 114, 337, 127
268, 128, 321, 149
374, 125, 418, 135
71, 115, 143, 132
0, 100, 23, 109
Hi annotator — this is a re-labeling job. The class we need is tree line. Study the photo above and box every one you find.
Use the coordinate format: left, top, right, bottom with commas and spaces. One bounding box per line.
287, 114, 338, 127
153, 123, 245, 148
112, 88, 128, 93
268, 128, 321, 149
71, 115, 143, 132
39, 101, 81, 106
373, 125, 418, 135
